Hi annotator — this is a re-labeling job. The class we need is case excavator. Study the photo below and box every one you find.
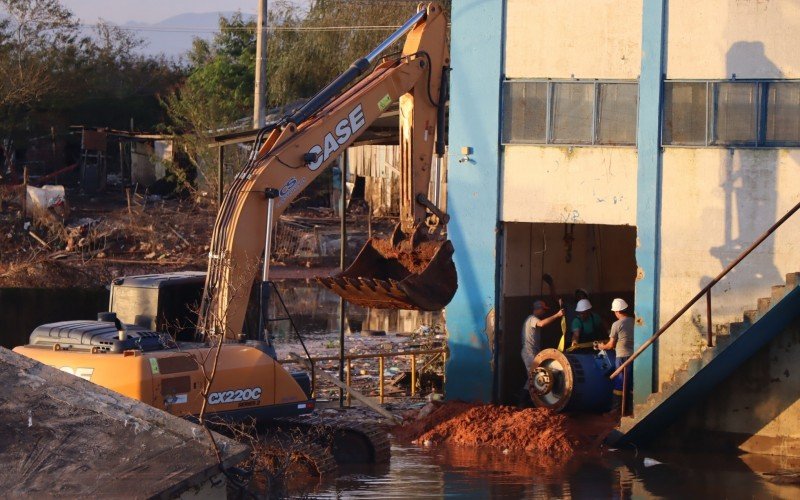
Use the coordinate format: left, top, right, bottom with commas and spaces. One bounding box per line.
13, 3, 454, 473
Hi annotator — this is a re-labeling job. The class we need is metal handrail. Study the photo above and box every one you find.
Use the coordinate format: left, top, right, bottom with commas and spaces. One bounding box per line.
610, 198, 800, 380
280, 346, 448, 404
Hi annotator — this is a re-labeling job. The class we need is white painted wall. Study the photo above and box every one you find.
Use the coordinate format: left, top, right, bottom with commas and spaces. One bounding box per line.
657, 148, 800, 385
667, 0, 800, 78
505, 0, 641, 79
502, 147, 638, 226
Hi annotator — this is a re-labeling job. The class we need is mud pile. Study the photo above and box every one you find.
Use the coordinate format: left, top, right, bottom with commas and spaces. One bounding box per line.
393, 402, 579, 457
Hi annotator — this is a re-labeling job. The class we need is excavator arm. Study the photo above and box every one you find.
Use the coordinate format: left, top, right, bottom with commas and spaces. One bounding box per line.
200, 3, 454, 339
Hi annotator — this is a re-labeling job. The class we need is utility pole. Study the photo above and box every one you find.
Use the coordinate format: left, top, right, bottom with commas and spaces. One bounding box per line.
253, 0, 268, 128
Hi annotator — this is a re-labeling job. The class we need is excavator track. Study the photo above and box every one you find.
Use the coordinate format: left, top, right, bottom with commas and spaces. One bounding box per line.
269, 414, 391, 472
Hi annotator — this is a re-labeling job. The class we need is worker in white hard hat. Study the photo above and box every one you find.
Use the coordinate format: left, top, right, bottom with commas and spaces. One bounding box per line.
598, 298, 634, 415
570, 298, 607, 347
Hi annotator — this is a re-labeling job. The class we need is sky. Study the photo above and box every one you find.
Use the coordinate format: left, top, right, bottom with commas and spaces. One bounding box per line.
61, 0, 284, 25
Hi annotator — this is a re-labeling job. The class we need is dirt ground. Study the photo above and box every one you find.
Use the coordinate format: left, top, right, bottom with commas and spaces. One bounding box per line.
393, 401, 618, 457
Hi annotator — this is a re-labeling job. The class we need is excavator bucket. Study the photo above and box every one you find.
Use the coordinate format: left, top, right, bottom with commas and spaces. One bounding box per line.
317, 226, 457, 311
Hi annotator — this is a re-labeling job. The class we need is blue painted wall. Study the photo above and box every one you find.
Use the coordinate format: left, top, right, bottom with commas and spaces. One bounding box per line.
444, 0, 504, 402
634, 0, 667, 403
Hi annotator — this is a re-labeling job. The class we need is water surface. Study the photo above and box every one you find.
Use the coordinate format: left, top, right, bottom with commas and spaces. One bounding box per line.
309, 443, 800, 499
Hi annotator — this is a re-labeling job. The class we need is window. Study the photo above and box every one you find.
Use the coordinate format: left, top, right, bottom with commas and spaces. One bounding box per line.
551, 83, 594, 144
501, 82, 547, 143
597, 83, 639, 145
502, 80, 637, 146
712, 82, 757, 145
663, 80, 800, 147
765, 82, 800, 145
663, 82, 707, 145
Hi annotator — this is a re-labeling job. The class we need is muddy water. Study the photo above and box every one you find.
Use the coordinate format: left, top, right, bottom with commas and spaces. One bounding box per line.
309, 444, 800, 499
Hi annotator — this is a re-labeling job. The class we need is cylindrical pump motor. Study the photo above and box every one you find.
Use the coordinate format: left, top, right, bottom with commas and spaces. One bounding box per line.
529, 348, 615, 413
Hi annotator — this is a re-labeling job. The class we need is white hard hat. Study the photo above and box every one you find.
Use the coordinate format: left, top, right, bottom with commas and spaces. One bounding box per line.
611, 298, 629, 312
575, 299, 592, 312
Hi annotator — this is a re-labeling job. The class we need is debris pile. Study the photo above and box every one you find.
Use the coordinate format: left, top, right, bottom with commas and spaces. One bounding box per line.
393, 402, 580, 457
0, 191, 214, 287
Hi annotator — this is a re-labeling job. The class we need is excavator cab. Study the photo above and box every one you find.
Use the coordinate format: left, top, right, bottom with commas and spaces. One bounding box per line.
318, 225, 456, 310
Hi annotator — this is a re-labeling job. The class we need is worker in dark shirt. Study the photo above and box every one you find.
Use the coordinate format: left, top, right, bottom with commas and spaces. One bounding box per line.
570, 299, 607, 347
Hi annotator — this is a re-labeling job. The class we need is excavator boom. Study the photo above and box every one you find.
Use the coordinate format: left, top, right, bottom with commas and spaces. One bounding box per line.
200, 3, 455, 338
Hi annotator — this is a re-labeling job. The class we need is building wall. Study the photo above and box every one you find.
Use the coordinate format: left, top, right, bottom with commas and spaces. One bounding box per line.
502, 147, 638, 225
505, 0, 641, 79
655, 0, 800, 387
499, 0, 642, 403
667, 0, 800, 79
657, 148, 800, 386
451, 0, 800, 432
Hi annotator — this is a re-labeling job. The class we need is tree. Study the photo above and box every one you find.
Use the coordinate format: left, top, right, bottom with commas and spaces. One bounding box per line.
163, 13, 268, 196
0, 0, 76, 110
0, 0, 182, 167
163, 0, 452, 195
267, 0, 428, 105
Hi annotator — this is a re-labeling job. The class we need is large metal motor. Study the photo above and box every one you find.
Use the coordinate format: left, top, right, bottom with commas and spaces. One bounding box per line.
529, 348, 615, 413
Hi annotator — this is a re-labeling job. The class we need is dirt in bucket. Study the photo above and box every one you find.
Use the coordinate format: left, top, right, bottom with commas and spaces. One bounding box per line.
370, 238, 441, 274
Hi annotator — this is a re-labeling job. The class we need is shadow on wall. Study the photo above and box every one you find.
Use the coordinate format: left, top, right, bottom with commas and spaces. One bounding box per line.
698, 42, 783, 323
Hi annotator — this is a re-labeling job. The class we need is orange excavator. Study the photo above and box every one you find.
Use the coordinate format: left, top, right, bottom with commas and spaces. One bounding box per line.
13, 3, 453, 470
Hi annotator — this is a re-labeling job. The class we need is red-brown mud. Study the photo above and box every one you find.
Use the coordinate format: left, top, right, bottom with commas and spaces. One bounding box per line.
393, 402, 617, 458
371, 238, 441, 274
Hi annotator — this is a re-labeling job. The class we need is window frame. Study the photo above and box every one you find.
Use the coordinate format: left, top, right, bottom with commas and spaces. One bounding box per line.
501, 79, 639, 147
662, 79, 800, 148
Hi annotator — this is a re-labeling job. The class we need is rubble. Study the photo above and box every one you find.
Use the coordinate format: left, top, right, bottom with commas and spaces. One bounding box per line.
0, 186, 398, 288
0, 192, 214, 287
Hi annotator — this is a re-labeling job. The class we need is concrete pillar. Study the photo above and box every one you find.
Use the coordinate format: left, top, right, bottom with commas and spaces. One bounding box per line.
444, 0, 504, 402
633, 0, 668, 403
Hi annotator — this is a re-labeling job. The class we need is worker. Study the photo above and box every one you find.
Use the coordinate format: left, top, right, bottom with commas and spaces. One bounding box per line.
570, 298, 607, 347
521, 299, 565, 382
598, 298, 634, 414
559, 288, 591, 350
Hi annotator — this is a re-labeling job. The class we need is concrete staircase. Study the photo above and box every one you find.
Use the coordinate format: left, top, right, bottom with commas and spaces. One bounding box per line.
608, 272, 800, 447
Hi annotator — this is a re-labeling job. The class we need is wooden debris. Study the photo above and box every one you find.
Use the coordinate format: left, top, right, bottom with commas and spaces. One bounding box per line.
27, 230, 50, 249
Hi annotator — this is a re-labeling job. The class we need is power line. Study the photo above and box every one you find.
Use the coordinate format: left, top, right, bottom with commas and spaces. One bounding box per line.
78, 23, 401, 34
